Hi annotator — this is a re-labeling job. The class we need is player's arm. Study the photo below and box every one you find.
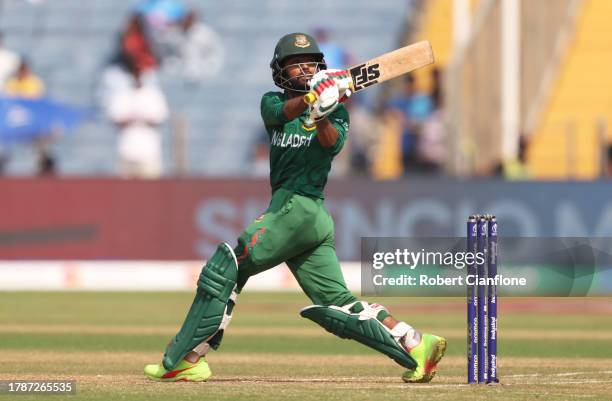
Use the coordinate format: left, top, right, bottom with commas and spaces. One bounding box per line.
315, 118, 338, 148
319, 106, 349, 153
261, 92, 309, 125
282, 96, 309, 120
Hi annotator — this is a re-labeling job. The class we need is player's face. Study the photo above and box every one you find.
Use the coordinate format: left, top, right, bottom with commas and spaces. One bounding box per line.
283, 55, 318, 86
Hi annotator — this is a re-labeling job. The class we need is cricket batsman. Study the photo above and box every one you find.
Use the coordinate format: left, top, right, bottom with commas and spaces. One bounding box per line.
144, 32, 446, 383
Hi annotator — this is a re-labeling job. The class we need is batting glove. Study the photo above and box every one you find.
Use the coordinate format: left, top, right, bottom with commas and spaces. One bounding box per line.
326, 69, 353, 102
307, 74, 340, 121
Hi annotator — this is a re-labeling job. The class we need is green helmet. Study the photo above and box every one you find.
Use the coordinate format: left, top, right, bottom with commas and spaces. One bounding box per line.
270, 32, 326, 92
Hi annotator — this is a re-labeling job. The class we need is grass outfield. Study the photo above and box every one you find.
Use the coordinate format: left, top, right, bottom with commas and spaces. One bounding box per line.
1, 292, 612, 401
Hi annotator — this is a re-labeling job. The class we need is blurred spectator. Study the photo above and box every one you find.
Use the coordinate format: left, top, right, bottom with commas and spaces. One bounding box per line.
3, 59, 62, 176
0, 152, 7, 175
493, 135, 530, 179
3, 60, 45, 99
135, 0, 188, 31
121, 14, 158, 74
0, 33, 19, 175
344, 98, 379, 175
414, 68, 446, 174
314, 28, 352, 69
37, 148, 56, 177
387, 74, 434, 172
606, 144, 612, 178
390, 74, 435, 124
107, 55, 169, 179
0, 32, 20, 87
163, 11, 225, 81
99, 14, 160, 109
100, 52, 158, 110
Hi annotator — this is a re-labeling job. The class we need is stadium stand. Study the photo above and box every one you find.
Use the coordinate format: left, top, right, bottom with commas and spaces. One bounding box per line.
0, 0, 414, 176
528, 0, 612, 179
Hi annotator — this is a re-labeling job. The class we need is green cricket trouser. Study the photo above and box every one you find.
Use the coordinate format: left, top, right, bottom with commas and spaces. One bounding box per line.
234, 187, 357, 307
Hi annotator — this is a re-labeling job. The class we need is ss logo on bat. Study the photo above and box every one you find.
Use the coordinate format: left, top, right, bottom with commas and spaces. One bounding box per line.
350, 63, 380, 91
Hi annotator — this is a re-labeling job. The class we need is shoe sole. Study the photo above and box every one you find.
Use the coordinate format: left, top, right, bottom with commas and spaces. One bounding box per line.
403, 337, 447, 383
144, 365, 212, 383
145, 373, 211, 382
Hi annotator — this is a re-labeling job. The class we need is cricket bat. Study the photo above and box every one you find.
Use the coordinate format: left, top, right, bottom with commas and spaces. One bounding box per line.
304, 40, 434, 104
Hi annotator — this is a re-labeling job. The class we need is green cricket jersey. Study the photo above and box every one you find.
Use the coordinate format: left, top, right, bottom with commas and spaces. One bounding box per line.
260, 91, 350, 199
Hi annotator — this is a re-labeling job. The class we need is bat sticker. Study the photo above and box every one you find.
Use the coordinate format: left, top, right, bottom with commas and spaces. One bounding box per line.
350, 63, 381, 91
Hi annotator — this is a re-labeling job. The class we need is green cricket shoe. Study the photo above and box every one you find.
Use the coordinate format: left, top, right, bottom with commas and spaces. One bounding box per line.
402, 333, 447, 383
144, 358, 212, 382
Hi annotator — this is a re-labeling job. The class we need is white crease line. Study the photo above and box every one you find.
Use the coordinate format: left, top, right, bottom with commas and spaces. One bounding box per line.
363, 379, 612, 388
212, 378, 612, 388
321, 379, 612, 389
523, 379, 612, 385
556, 371, 612, 377
507, 370, 612, 378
